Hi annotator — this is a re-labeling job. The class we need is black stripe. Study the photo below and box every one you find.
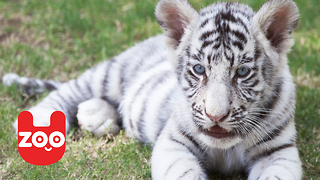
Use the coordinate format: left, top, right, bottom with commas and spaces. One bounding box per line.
102, 58, 115, 94
193, 116, 204, 124
275, 176, 281, 180
101, 58, 116, 105
101, 96, 118, 107
198, 49, 204, 56
178, 169, 194, 179
257, 79, 282, 120
243, 72, 257, 83
200, 19, 209, 28
255, 153, 298, 180
84, 69, 93, 95
211, 53, 221, 63
184, 72, 195, 88
192, 103, 203, 116
57, 90, 74, 105
191, 54, 201, 62
241, 89, 254, 102
55, 92, 73, 116
232, 41, 244, 51
122, 47, 155, 89
224, 45, 235, 67
169, 135, 189, 150
154, 93, 173, 140
195, 110, 204, 116
127, 75, 157, 133
261, 56, 274, 84
164, 157, 184, 178
188, 90, 197, 98
137, 72, 172, 142
101, 60, 119, 107
254, 42, 262, 61
270, 157, 301, 164
164, 156, 197, 179
251, 143, 295, 162
168, 134, 198, 157
47, 95, 64, 111
68, 80, 83, 102
248, 79, 259, 88
201, 40, 214, 50
44, 82, 57, 91
141, 56, 166, 71
200, 30, 216, 41
218, 11, 250, 34
212, 43, 221, 50
186, 69, 200, 81
120, 60, 129, 95
231, 30, 247, 43
74, 78, 89, 99
199, 3, 251, 33
207, 54, 212, 64
127, 70, 171, 133
85, 79, 92, 96
178, 127, 202, 152
192, 118, 204, 126
185, 45, 191, 58
129, 119, 133, 129
193, 114, 205, 121
239, 54, 254, 64
255, 115, 292, 146
176, 57, 185, 81
263, 162, 296, 180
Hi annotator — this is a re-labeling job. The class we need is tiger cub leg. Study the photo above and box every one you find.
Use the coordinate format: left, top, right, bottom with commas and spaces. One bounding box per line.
151, 126, 207, 180
77, 98, 120, 137
248, 146, 302, 180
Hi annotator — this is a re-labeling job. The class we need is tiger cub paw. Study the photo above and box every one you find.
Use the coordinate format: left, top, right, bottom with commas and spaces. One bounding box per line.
77, 98, 120, 137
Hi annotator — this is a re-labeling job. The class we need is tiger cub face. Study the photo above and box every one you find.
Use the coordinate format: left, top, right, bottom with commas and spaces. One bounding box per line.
156, 0, 299, 148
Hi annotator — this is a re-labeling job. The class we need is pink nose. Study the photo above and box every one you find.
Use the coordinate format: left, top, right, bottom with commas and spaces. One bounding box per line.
206, 112, 229, 122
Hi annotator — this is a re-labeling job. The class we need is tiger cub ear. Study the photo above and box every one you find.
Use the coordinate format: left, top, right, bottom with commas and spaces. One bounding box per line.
253, 0, 299, 54
155, 0, 198, 49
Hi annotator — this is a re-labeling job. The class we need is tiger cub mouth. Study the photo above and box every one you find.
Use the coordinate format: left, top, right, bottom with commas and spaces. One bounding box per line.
202, 125, 236, 139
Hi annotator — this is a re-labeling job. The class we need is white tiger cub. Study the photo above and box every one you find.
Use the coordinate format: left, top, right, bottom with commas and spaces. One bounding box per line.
4, 0, 302, 179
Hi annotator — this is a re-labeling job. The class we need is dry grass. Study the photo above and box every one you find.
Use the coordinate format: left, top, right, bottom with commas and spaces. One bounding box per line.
296, 71, 320, 89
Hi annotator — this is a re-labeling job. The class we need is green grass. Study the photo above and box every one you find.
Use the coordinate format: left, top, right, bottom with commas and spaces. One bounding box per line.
0, 0, 319, 179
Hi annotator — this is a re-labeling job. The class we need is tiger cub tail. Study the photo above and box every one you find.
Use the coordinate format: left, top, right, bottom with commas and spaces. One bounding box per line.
2, 73, 62, 95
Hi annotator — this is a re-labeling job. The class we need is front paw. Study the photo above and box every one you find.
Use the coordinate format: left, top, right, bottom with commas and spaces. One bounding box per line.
77, 98, 120, 137
257, 168, 297, 180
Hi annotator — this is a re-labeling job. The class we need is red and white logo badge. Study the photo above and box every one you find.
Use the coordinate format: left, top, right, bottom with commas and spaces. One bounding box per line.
18, 111, 66, 165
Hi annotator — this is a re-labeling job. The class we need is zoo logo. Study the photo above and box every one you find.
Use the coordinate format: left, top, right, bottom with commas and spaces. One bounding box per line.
18, 111, 66, 166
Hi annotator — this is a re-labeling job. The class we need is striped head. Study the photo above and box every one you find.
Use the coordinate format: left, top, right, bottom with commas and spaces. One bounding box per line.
156, 0, 299, 149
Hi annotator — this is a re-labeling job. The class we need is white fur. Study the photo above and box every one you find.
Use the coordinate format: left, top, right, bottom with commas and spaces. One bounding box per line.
77, 98, 119, 136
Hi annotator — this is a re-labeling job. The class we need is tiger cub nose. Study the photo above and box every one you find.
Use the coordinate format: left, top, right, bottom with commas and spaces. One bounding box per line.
206, 111, 229, 122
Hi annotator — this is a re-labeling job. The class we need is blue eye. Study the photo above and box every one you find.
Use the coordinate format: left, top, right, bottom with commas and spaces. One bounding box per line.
193, 64, 205, 75
236, 66, 250, 77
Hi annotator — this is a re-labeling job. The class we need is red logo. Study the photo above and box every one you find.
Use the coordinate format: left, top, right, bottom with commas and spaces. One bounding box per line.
18, 111, 66, 165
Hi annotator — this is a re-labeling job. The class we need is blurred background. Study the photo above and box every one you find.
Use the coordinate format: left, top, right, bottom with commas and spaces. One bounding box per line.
0, 0, 319, 179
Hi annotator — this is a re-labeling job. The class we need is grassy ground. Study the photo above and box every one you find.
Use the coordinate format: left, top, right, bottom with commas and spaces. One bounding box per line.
0, 0, 319, 179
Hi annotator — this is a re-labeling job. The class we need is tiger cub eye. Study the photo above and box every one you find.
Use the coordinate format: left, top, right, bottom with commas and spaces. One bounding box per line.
193, 64, 205, 75
236, 67, 250, 77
